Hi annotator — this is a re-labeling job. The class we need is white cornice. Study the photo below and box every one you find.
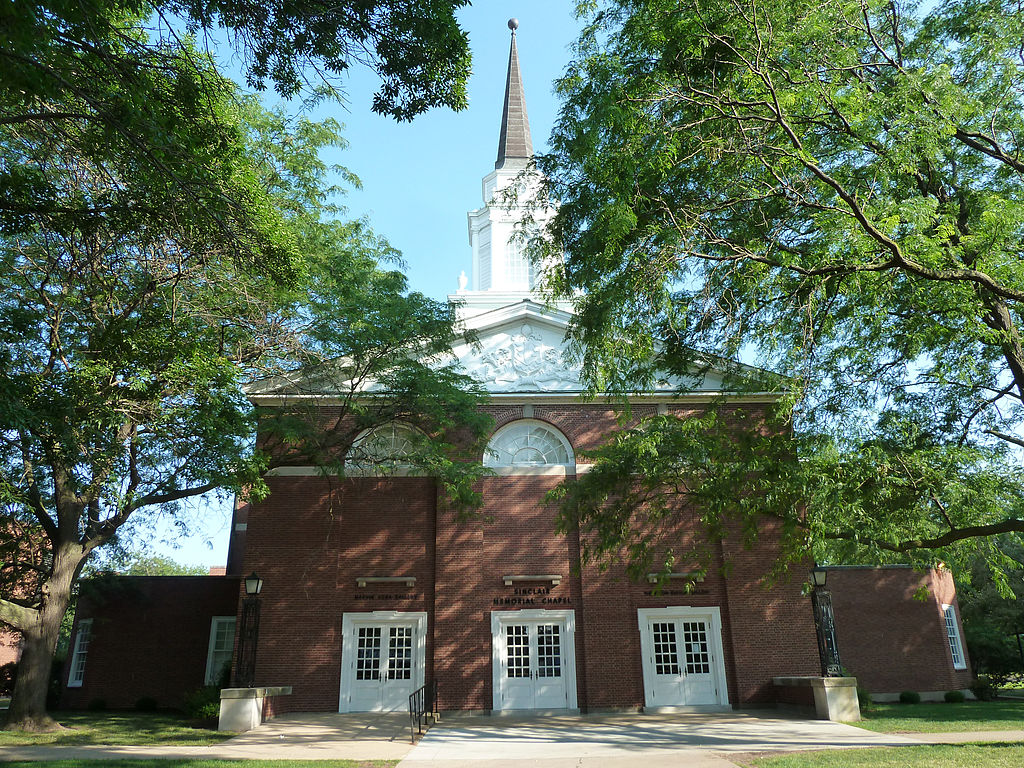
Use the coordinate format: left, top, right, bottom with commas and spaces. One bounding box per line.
248, 392, 782, 407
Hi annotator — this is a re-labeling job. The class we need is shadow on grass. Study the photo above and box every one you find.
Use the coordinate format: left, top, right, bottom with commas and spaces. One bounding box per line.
0, 710, 232, 746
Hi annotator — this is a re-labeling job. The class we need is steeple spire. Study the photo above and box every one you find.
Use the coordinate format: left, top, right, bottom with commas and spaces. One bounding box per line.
495, 18, 533, 169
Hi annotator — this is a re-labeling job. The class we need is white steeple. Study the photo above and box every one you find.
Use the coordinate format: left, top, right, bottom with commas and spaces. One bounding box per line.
457, 20, 560, 318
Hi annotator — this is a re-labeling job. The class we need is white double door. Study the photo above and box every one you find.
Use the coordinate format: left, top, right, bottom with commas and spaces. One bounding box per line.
492, 610, 578, 711
340, 611, 426, 712
638, 607, 729, 708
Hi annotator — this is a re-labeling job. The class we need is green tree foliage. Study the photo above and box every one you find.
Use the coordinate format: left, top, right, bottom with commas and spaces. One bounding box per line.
3, 1, 471, 121
539, 0, 1024, 575
0, 0, 484, 731
0, 42, 487, 739
958, 541, 1024, 680
110, 555, 209, 576
1, 1, 471, 266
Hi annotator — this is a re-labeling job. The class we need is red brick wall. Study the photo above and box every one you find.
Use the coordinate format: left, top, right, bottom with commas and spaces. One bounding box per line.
827, 566, 973, 694
64, 404, 973, 714
61, 576, 239, 709
238, 404, 819, 713
243, 475, 437, 712
434, 474, 576, 711
0, 628, 20, 667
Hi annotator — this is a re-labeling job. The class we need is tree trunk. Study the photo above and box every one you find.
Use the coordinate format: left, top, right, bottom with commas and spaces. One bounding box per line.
4, 544, 83, 732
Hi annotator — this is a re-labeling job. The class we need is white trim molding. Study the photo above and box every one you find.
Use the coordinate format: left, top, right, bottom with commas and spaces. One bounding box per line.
356, 576, 416, 588
637, 606, 730, 709
67, 618, 93, 687
205, 616, 237, 685
942, 604, 968, 670
491, 608, 578, 712
339, 611, 428, 713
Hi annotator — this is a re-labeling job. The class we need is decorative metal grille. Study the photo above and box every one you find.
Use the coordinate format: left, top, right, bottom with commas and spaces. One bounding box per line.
682, 621, 711, 674
356, 626, 382, 680
506, 625, 530, 678
652, 622, 680, 675
536, 624, 562, 678
235, 597, 262, 687
388, 626, 414, 680
811, 588, 844, 676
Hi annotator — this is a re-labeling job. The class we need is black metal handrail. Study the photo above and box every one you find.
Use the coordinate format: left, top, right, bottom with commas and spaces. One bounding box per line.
408, 680, 438, 743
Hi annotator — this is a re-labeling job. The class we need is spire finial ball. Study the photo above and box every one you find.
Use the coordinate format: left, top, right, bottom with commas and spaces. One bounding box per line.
508, 18, 519, 31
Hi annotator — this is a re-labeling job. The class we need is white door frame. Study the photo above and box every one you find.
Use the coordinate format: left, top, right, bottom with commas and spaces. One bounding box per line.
491, 609, 578, 711
339, 610, 427, 713
637, 606, 730, 708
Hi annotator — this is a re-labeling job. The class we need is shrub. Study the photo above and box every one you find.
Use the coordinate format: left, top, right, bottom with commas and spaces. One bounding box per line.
857, 684, 875, 710
194, 701, 220, 721
0, 662, 17, 698
945, 690, 966, 703
135, 696, 159, 711
971, 675, 998, 701
87, 697, 108, 710
182, 685, 221, 719
899, 690, 921, 704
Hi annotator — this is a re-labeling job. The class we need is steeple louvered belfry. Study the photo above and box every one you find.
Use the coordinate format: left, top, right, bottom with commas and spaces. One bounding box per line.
461, 19, 557, 312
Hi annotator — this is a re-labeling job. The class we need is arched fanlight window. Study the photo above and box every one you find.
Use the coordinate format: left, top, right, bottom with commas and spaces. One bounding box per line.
347, 423, 424, 468
484, 420, 574, 467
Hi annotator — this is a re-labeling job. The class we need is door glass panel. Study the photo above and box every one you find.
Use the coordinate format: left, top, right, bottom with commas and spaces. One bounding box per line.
536, 624, 562, 678
356, 626, 382, 680
506, 625, 530, 678
681, 621, 710, 674
387, 626, 413, 680
652, 622, 680, 675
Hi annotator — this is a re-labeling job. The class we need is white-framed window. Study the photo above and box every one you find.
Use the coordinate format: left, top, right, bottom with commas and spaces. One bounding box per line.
942, 604, 967, 670
484, 420, 574, 468
205, 616, 237, 685
347, 423, 425, 470
67, 619, 92, 687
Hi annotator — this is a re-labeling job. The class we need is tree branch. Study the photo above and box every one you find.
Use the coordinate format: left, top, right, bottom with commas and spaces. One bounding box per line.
0, 598, 39, 632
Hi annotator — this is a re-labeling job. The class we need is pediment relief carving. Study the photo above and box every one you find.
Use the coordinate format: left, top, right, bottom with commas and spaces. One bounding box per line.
467, 323, 580, 392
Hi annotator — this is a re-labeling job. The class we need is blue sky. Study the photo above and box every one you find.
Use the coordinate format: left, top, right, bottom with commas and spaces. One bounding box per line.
151, 3, 584, 569
331, 2, 582, 300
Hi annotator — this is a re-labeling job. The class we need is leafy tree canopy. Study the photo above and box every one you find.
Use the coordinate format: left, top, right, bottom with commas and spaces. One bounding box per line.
0, 22, 487, 727
539, 0, 1024, 577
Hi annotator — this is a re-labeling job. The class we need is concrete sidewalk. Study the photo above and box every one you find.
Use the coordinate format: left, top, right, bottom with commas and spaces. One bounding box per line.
1, 711, 1021, 764
397, 711, 919, 767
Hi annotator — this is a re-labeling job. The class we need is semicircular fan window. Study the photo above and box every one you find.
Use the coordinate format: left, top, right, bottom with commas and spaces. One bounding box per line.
347, 423, 423, 468
484, 420, 574, 467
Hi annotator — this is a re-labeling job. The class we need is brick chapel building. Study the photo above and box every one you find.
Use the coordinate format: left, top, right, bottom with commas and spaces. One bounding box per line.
59, 24, 973, 715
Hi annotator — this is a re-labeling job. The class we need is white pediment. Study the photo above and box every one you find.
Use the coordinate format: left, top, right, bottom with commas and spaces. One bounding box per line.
246, 298, 762, 401
456, 315, 581, 393
450, 300, 731, 395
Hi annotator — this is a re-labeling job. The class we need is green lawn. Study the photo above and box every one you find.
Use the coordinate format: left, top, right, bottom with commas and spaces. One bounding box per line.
0, 763, 397, 768
0, 711, 235, 746
852, 701, 1024, 733
737, 743, 1024, 768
